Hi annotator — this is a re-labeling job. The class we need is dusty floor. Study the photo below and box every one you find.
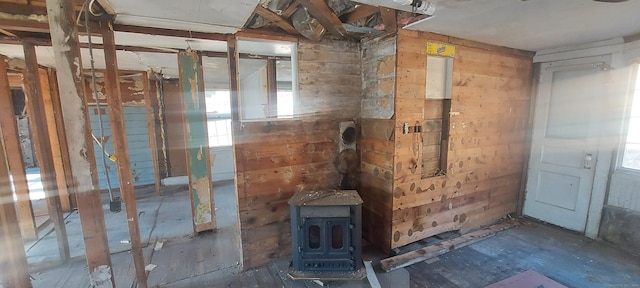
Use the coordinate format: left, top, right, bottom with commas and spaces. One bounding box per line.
17, 173, 640, 287
27, 180, 242, 287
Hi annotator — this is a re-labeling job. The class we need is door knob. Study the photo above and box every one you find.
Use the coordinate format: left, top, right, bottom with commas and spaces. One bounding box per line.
584, 154, 593, 169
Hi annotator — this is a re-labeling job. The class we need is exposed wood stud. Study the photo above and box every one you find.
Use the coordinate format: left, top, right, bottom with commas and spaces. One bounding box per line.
281, 0, 301, 18
254, 5, 300, 35
113, 24, 227, 42
178, 50, 216, 233
47, 69, 77, 209
0, 124, 32, 288
227, 35, 241, 122
22, 41, 70, 260
344, 4, 379, 24
298, 0, 349, 37
143, 70, 162, 196
0, 56, 37, 241
266, 58, 278, 118
101, 22, 148, 288
38, 67, 71, 212
45, 0, 115, 285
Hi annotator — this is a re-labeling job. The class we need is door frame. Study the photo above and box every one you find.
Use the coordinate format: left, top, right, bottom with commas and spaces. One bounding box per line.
519, 54, 615, 239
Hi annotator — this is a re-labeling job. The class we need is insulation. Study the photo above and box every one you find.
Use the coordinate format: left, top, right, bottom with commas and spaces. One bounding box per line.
291, 8, 326, 41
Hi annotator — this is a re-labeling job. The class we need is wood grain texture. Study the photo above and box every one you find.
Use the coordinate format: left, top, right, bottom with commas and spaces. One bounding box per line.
0, 58, 36, 241
177, 50, 216, 233
235, 118, 346, 269
101, 25, 148, 288
22, 42, 70, 260
45, 0, 115, 284
388, 29, 533, 249
297, 40, 361, 118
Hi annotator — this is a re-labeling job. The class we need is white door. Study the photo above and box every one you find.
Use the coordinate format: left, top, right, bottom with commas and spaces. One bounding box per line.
523, 55, 609, 232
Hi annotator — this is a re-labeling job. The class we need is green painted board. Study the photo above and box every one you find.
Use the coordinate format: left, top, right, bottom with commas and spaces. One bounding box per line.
178, 50, 216, 232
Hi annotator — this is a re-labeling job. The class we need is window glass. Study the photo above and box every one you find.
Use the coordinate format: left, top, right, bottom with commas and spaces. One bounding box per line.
622, 66, 640, 170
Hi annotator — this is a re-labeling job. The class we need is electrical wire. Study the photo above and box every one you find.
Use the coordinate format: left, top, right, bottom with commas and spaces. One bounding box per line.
84, 0, 115, 202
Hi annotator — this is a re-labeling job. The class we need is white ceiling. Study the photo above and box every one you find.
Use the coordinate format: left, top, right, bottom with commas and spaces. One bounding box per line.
105, 0, 261, 34
404, 0, 640, 51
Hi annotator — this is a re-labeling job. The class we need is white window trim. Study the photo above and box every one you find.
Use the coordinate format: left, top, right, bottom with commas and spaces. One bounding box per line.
615, 61, 640, 175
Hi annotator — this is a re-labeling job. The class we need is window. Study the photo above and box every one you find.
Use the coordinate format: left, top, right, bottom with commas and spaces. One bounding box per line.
205, 90, 232, 147
622, 65, 640, 170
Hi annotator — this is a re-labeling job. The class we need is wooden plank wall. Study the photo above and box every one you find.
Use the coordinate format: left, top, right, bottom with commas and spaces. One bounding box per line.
390, 30, 533, 249
236, 39, 361, 269
359, 36, 397, 252
297, 40, 361, 117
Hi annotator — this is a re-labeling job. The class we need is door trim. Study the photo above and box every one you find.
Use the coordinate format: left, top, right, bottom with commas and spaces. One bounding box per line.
523, 55, 613, 238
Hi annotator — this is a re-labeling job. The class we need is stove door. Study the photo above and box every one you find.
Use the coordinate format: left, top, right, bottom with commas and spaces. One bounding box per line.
301, 217, 354, 271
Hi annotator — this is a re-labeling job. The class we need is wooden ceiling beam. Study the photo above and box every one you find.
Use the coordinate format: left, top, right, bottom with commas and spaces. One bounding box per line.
379, 7, 397, 33
112, 24, 228, 41
344, 4, 379, 24
0, 2, 47, 16
298, 0, 348, 37
0, 36, 292, 60
0, 18, 49, 34
281, 0, 301, 19
254, 5, 300, 35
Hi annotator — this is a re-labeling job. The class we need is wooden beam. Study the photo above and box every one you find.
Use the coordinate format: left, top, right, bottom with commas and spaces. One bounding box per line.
0, 2, 47, 16
379, 7, 397, 33
254, 5, 300, 35
236, 28, 300, 43
100, 23, 148, 288
298, 0, 348, 37
344, 4, 379, 24
45, 0, 115, 286
227, 35, 241, 122
0, 18, 49, 34
143, 71, 161, 196
38, 67, 71, 212
0, 124, 32, 288
46, 69, 77, 209
22, 41, 70, 260
177, 50, 216, 233
281, 0, 301, 18
0, 56, 36, 241
380, 221, 519, 272
266, 58, 278, 118
113, 24, 227, 42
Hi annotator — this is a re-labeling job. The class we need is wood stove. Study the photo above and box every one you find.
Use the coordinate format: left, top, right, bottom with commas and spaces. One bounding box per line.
288, 189, 365, 279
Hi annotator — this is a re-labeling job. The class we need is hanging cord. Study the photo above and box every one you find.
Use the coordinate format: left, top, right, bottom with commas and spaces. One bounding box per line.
84, 1, 115, 202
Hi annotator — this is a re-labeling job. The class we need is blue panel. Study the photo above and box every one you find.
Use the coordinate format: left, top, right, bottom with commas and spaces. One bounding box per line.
89, 106, 155, 190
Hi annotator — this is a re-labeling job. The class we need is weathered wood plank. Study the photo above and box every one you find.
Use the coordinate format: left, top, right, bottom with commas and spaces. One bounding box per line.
380, 220, 519, 272
143, 71, 161, 196
45, 0, 115, 284
47, 69, 77, 209
22, 41, 70, 260
0, 71, 32, 288
178, 50, 215, 233
38, 68, 71, 212
0, 57, 36, 241
101, 24, 148, 288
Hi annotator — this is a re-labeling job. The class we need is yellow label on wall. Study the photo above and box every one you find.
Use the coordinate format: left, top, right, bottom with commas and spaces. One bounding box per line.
426, 42, 455, 57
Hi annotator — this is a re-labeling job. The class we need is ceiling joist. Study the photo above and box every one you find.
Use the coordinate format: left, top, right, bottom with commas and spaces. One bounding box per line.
344, 4, 379, 24
298, 0, 349, 37
254, 5, 300, 35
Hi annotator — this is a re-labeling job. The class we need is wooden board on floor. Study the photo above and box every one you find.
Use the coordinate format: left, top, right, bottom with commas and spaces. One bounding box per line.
380, 220, 519, 272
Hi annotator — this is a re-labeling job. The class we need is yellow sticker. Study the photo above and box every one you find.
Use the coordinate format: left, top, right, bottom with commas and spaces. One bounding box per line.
426, 42, 455, 57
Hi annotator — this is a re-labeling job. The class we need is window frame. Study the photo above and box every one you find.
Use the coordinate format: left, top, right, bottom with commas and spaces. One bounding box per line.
616, 61, 640, 174
205, 90, 233, 148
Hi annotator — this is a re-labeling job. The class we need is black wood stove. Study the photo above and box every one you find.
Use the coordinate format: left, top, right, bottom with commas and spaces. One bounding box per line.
288, 189, 365, 280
